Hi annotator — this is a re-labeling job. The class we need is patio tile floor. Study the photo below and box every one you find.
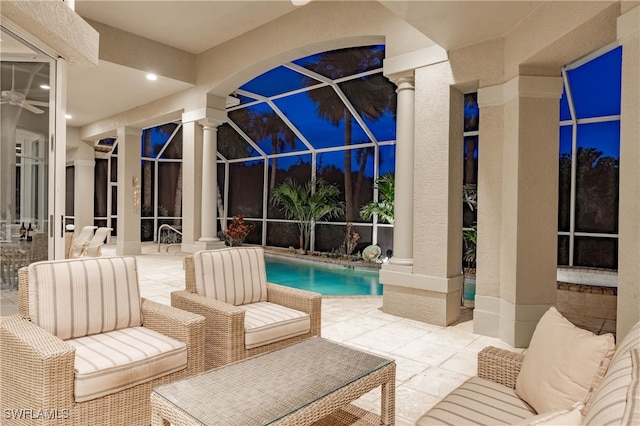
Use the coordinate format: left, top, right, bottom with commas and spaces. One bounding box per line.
0, 243, 521, 425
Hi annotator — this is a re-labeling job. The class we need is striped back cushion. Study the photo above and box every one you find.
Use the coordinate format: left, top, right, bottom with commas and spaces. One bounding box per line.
193, 247, 267, 305
584, 320, 640, 425
28, 257, 142, 340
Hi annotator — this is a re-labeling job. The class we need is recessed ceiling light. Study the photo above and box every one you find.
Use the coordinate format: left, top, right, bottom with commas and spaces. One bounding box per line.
291, 0, 311, 5
40, 84, 50, 90
65, 114, 72, 119
146, 73, 158, 81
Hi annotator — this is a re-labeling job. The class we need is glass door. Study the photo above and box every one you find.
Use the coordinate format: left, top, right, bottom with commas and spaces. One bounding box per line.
1, 27, 55, 289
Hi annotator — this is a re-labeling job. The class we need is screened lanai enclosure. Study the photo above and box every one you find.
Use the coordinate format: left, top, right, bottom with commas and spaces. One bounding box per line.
221, 45, 398, 255
90, 45, 402, 256
80, 43, 620, 271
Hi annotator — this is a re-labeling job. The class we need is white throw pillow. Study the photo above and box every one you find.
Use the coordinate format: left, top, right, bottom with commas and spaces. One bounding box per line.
513, 402, 584, 426
515, 307, 615, 414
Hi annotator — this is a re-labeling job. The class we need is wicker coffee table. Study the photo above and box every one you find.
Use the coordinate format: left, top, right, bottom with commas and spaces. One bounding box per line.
151, 337, 396, 425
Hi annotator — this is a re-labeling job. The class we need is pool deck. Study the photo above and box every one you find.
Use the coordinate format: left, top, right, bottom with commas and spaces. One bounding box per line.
1, 243, 519, 425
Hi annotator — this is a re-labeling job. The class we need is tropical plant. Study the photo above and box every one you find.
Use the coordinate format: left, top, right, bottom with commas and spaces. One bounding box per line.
304, 46, 396, 221
354, 145, 374, 208
359, 172, 395, 224
463, 183, 477, 211
224, 214, 254, 246
462, 224, 477, 272
271, 178, 345, 252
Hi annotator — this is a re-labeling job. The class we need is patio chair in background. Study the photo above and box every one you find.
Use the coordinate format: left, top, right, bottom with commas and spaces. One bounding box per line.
82, 226, 112, 257
0, 233, 47, 290
70, 225, 97, 257
0, 248, 27, 290
172, 246, 322, 370
0, 256, 205, 425
29, 232, 48, 263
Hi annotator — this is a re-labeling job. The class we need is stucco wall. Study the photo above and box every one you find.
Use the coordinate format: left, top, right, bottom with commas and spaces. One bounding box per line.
476, 102, 503, 299
413, 61, 462, 278
66, 126, 94, 163
617, 5, 640, 340
1, 0, 98, 66
504, 2, 619, 79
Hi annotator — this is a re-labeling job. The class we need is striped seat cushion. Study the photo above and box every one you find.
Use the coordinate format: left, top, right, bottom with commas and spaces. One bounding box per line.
68, 326, 187, 402
584, 320, 640, 425
512, 402, 584, 425
243, 302, 310, 350
194, 247, 267, 305
622, 349, 639, 425
28, 257, 142, 340
416, 377, 537, 425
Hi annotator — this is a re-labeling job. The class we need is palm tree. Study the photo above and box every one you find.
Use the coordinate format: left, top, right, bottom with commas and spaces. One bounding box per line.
218, 117, 254, 231
271, 177, 345, 252
359, 172, 394, 224
304, 46, 396, 221
250, 111, 296, 194
354, 145, 374, 208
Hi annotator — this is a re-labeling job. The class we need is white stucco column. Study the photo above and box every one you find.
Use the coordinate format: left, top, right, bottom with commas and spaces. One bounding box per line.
179, 119, 202, 253
388, 73, 415, 266
115, 126, 142, 255
197, 118, 225, 248
616, 5, 640, 340
73, 159, 95, 233
181, 104, 227, 253
474, 76, 563, 347
380, 46, 463, 326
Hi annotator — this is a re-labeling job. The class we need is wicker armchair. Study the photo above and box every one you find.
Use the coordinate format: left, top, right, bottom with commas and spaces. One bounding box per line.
1, 257, 205, 425
417, 346, 530, 425
418, 312, 640, 425
171, 247, 321, 370
476, 345, 525, 388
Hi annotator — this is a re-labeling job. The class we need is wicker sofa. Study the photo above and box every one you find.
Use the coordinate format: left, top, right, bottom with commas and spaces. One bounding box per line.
418, 308, 640, 425
0, 256, 205, 425
171, 247, 322, 370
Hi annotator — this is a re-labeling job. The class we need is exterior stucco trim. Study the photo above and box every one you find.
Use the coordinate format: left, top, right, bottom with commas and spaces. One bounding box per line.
617, 5, 640, 42
478, 75, 564, 107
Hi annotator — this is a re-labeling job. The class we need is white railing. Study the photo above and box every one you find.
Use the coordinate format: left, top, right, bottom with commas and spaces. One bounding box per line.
157, 224, 182, 253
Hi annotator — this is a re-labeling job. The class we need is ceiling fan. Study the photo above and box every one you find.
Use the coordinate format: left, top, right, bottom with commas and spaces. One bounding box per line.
1, 64, 48, 114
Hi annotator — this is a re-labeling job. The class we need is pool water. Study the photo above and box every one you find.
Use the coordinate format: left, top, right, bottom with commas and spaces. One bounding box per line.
265, 257, 383, 296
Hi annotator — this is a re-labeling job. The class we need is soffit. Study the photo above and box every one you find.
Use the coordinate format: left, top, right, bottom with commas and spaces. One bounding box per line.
378, 1, 545, 50
74, 1, 300, 55
63, 1, 546, 129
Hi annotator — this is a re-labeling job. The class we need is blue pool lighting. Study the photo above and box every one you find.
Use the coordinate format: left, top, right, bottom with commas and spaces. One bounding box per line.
265, 257, 382, 296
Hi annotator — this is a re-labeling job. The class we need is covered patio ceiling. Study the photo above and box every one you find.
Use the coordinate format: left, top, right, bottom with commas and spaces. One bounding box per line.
62, 1, 542, 127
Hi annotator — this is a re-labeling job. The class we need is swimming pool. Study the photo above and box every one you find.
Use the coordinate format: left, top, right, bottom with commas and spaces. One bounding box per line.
265, 256, 383, 296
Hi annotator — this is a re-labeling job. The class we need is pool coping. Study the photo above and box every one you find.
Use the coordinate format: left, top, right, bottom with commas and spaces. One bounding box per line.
263, 247, 382, 272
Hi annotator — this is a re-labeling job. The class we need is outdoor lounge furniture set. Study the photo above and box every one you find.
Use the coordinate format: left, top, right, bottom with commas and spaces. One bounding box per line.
0, 247, 332, 425
4, 245, 636, 425
418, 307, 640, 425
